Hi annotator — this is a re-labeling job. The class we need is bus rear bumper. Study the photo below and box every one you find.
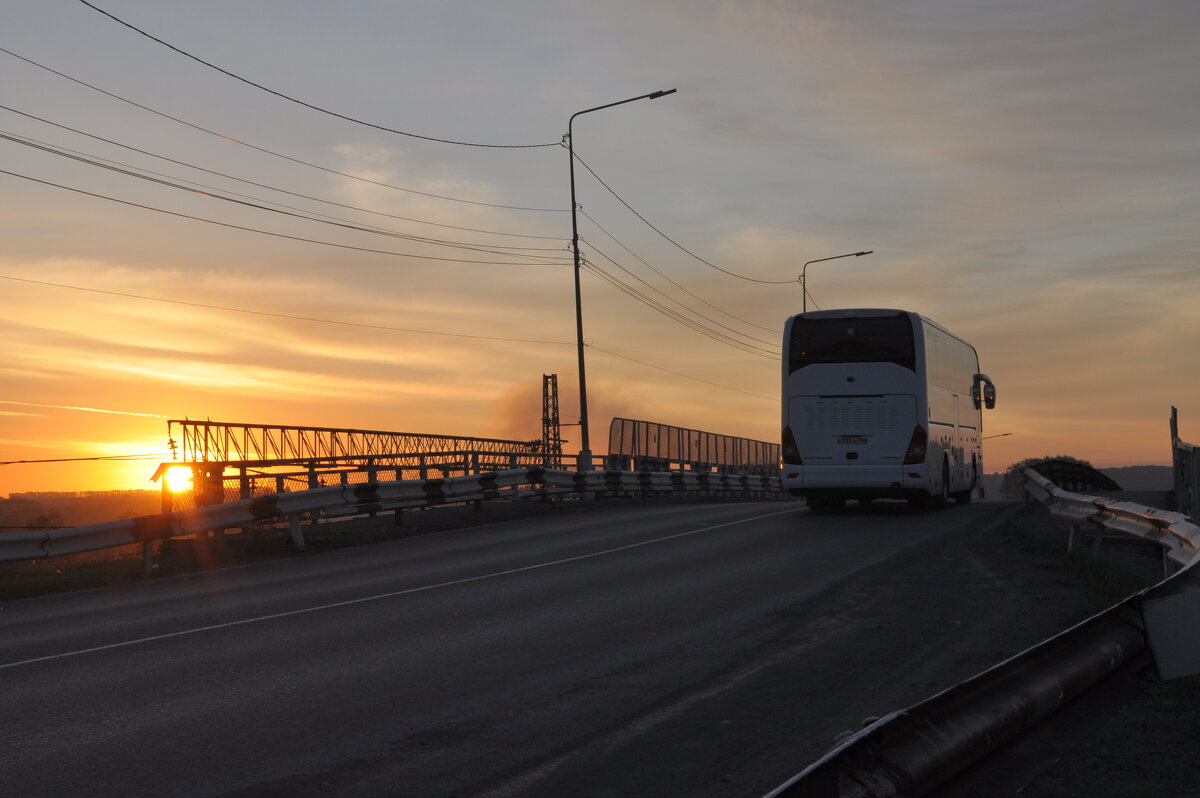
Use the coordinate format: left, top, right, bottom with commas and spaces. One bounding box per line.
780, 464, 930, 500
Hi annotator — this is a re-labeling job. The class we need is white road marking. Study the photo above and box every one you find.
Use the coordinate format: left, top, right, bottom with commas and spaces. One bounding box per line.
1, 508, 795, 671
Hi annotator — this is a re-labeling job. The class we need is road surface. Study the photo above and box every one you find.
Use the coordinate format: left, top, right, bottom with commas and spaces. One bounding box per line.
0, 500, 1086, 797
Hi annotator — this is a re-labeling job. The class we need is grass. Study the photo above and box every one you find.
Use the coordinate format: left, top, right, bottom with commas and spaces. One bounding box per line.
1000, 502, 1165, 610
0, 543, 151, 600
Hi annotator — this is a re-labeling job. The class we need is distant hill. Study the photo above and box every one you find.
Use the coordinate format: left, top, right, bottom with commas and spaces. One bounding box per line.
979, 464, 1173, 502
1099, 465, 1172, 491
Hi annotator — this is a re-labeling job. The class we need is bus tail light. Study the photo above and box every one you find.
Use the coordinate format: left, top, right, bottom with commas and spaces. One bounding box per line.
782, 426, 802, 465
903, 425, 928, 464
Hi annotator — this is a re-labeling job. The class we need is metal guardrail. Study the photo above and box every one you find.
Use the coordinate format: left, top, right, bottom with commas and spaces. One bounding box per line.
0, 468, 784, 564
764, 468, 1200, 798
1021, 468, 1199, 570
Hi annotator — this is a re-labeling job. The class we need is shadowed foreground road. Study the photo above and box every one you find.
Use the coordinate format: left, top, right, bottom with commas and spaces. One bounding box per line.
0, 500, 1087, 797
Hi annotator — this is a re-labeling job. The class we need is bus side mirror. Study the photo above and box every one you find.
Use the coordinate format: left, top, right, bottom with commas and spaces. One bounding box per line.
973, 373, 996, 410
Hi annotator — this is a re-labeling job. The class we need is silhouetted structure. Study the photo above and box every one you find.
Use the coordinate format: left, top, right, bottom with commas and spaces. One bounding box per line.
540, 374, 564, 468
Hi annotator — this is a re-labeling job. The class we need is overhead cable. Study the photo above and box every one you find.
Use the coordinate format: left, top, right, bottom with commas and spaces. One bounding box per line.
571, 148, 795, 284
580, 210, 780, 333
581, 260, 776, 359
1, 104, 564, 242
1, 454, 171, 465
0, 46, 565, 212
76, 0, 560, 150
1, 131, 568, 263
583, 239, 779, 350
2, 274, 772, 403
0, 168, 567, 267
588, 346, 774, 401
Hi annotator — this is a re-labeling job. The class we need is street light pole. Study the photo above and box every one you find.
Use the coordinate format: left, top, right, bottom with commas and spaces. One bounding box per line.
801, 250, 873, 313
567, 88, 676, 470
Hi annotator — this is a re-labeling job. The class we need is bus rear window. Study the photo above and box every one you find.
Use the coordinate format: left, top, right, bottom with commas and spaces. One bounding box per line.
789, 315, 915, 373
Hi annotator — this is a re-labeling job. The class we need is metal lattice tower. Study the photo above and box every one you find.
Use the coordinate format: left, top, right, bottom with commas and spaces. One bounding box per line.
541, 374, 564, 468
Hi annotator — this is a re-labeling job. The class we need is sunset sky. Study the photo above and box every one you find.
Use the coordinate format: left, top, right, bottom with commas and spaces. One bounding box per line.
3, 0, 1198, 495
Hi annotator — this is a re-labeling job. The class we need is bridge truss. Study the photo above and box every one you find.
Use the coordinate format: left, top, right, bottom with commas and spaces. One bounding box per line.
168, 420, 539, 468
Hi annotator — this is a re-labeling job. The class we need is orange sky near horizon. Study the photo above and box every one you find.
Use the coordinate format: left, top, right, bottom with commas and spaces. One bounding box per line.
3, 1, 1198, 497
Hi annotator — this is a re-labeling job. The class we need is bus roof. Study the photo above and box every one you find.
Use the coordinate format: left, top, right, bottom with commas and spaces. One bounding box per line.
784, 308, 976, 351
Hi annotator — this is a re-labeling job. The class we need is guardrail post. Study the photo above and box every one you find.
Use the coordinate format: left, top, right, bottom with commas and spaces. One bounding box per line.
287, 514, 305, 550
1091, 522, 1105, 557
142, 540, 156, 574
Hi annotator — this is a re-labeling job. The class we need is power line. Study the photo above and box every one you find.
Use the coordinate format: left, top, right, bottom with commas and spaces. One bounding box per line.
77, 0, 560, 150
0, 275, 576, 347
1, 131, 569, 264
3, 273, 771, 403
582, 240, 779, 350
1, 454, 170, 466
580, 210, 780, 333
0, 46, 566, 212
0, 168, 568, 267
581, 259, 777, 359
588, 345, 774, 401
1, 104, 565, 243
571, 148, 795, 284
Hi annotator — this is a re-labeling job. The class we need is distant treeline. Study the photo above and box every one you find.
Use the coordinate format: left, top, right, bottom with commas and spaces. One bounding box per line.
7, 490, 159, 500
0, 490, 161, 531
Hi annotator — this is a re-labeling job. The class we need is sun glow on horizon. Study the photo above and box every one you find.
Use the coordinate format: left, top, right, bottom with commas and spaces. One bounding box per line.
162, 466, 194, 494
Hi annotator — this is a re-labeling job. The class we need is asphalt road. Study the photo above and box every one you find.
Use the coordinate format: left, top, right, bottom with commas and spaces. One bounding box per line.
0, 499, 1080, 797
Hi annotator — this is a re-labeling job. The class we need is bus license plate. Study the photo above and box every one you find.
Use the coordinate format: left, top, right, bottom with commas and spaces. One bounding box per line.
837, 435, 868, 446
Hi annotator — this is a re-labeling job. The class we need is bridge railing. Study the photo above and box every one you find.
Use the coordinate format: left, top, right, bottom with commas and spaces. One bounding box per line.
606, 417, 779, 476
1, 467, 785, 565
160, 450, 551, 511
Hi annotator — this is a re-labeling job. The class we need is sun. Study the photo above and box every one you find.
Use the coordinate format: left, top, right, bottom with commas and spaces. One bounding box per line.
163, 466, 194, 494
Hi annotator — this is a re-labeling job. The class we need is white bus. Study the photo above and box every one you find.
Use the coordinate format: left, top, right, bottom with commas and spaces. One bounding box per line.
780, 308, 996, 511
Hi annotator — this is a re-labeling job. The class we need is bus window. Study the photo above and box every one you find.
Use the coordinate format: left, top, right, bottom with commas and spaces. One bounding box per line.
788, 313, 915, 373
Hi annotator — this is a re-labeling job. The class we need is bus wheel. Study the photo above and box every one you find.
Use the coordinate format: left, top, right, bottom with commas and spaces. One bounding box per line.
807, 495, 829, 514
953, 459, 977, 504
924, 459, 950, 509
827, 497, 847, 512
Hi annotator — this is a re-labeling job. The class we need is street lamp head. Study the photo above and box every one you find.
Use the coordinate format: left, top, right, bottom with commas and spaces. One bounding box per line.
800, 249, 874, 313
649, 89, 678, 100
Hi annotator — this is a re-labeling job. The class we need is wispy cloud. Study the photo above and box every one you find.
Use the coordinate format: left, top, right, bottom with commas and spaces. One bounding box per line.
0, 400, 167, 419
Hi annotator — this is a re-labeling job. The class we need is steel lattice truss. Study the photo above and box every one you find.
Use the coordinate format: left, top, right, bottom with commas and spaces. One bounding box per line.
169, 420, 539, 467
